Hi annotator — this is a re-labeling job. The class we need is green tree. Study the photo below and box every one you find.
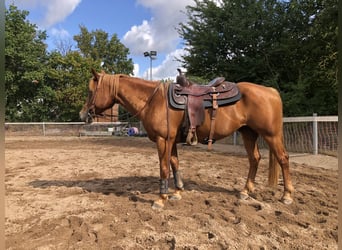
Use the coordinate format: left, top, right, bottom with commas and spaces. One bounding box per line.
5, 5, 135, 122
179, 0, 337, 116
74, 25, 134, 75
179, 0, 287, 82
5, 5, 48, 121
42, 51, 100, 121
275, 0, 337, 115
74, 25, 135, 121
300, 0, 338, 115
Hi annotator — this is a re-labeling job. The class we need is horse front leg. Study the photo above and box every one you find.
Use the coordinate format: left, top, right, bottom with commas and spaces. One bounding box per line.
152, 137, 173, 209
169, 143, 184, 201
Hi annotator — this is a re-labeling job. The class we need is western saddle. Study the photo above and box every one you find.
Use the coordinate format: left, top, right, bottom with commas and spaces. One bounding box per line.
169, 69, 241, 150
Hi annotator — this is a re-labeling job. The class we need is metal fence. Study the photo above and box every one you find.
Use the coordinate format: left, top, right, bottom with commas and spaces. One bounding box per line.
224, 115, 338, 156
4, 115, 338, 156
282, 115, 337, 156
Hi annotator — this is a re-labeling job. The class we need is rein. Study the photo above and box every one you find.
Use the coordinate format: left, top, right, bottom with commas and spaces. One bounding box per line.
130, 81, 163, 119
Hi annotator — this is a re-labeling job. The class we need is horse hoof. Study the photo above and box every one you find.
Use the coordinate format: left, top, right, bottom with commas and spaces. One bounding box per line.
282, 197, 293, 205
281, 192, 293, 205
169, 192, 182, 201
239, 191, 249, 200
152, 199, 165, 210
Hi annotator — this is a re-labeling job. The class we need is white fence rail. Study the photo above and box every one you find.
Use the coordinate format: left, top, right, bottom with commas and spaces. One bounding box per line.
5, 122, 85, 136
5, 115, 338, 156
4, 122, 144, 137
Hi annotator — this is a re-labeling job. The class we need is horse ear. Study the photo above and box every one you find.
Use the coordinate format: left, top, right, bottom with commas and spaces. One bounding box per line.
91, 68, 100, 81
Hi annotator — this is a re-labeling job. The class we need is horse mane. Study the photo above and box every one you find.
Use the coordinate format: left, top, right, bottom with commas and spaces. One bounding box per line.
101, 74, 126, 99
100, 73, 159, 100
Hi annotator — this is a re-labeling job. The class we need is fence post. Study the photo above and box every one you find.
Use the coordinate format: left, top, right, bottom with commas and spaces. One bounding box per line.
43, 122, 46, 136
312, 113, 318, 155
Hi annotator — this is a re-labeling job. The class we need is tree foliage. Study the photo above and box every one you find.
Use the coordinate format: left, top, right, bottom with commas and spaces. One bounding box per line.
43, 51, 100, 121
179, 0, 337, 115
74, 25, 134, 74
5, 5, 134, 122
5, 5, 48, 121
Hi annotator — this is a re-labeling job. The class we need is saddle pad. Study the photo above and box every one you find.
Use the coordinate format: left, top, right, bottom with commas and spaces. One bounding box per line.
168, 82, 241, 110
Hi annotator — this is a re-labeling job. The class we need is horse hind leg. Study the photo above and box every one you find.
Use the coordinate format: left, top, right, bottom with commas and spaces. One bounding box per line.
265, 135, 294, 204
239, 126, 261, 200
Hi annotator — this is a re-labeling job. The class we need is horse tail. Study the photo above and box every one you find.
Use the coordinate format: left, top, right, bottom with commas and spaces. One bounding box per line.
268, 150, 280, 187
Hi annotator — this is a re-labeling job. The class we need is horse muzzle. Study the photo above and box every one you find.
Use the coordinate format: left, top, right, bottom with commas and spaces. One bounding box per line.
79, 110, 93, 124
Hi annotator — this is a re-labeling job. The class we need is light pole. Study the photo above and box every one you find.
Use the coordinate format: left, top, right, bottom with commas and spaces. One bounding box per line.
143, 51, 157, 80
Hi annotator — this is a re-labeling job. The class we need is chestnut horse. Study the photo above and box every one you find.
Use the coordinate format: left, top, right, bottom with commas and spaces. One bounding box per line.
80, 70, 294, 209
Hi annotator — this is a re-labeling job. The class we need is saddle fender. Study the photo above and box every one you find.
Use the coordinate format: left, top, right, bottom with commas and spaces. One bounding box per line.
168, 80, 241, 146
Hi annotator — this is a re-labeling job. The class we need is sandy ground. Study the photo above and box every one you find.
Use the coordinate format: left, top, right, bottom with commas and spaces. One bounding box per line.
5, 136, 338, 249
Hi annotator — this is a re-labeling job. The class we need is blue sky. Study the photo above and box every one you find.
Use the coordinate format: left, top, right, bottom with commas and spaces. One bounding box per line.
5, 0, 195, 80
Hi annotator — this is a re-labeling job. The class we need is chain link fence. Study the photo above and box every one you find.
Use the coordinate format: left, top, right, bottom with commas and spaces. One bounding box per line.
222, 115, 338, 156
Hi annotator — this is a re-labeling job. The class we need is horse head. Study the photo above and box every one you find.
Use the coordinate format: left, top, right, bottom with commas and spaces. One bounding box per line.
79, 69, 116, 123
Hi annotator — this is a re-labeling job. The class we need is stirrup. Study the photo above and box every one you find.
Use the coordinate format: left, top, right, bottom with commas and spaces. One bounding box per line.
186, 129, 198, 145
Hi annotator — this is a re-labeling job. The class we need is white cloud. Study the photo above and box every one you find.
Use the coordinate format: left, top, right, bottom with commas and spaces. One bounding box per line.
50, 27, 70, 39
42, 0, 81, 28
7, 0, 82, 28
124, 20, 154, 55
123, 0, 194, 55
133, 64, 140, 77
143, 48, 188, 80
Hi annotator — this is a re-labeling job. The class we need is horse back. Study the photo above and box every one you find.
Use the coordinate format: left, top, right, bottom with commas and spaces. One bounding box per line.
237, 82, 282, 109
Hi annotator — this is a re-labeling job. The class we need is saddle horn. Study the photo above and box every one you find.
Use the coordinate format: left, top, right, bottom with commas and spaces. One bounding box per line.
176, 68, 190, 87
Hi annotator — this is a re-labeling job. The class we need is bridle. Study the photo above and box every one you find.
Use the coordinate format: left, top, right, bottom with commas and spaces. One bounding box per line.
85, 73, 162, 122
85, 73, 105, 123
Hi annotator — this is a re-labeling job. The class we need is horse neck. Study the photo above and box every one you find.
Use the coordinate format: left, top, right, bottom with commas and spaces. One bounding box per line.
115, 76, 160, 118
